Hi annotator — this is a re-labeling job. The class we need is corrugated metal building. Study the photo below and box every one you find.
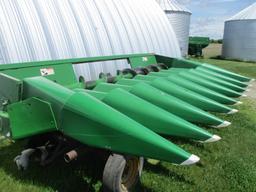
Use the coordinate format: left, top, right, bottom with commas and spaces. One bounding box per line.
222, 2, 256, 62
156, 0, 191, 57
0, 0, 181, 80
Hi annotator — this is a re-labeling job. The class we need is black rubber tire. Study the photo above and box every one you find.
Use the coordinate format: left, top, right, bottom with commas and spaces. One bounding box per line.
103, 154, 143, 192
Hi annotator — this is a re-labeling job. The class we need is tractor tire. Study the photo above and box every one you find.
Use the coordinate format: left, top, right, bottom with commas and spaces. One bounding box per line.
103, 154, 144, 192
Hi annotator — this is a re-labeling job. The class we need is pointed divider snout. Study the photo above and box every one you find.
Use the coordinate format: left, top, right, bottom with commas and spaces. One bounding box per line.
133, 75, 236, 114
74, 88, 220, 143
199, 63, 251, 82
23, 77, 198, 165
177, 72, 243, 98
95, 81, 228, 127
148, 72, 238, 105
188, 70, 246, 93
212, 121, 231, 129
194, 67, 249, 88
157, 69, 243, 98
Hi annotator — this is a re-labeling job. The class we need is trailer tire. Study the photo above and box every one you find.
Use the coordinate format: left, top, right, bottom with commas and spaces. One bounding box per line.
103, 154, 143, 192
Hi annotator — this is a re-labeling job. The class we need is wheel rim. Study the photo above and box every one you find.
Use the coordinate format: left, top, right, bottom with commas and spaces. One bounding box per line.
121, 158, 140, 192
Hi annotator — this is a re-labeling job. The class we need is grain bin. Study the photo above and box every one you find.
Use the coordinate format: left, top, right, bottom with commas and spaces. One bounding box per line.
222, 2, 256, 62
156, 0, 191, 57
0, 0, 181, 80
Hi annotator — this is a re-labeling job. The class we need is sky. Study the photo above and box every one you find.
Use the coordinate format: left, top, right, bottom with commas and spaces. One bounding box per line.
178, 0, 255, 39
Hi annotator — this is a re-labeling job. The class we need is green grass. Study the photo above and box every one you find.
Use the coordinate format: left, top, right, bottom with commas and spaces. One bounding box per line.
1, 52, 256, 192
141, 98, 256, 192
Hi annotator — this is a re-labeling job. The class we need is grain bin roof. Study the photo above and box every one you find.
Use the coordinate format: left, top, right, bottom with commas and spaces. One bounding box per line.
227, 2, 256, 21
156, 0, 191, 14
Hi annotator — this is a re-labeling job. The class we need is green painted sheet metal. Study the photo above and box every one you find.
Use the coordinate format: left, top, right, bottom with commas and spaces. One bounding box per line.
0, 53, 154, 71
188, 70, 246, 92
0, 53, 251, 83
173, 59, 251, 82
200, 63, 251, 82
189, 37, 210, 47
78, 88, 217, 142
23, 77, 74, 128
0, 73, 22, 110
94, 82, 226, 127
188, 37, 210, 57
158, 69, 243, 98
0, 53, 156, 87
195, 67, 248, 88
23, 77, 193, 164
129, 55, 158, 68
176, 72, 243, 98
133, 75, 234, 113
148, 72, 238, 105
7, 97, 57, 139
154, 55, 206, 69
0, 111, 10, 138
2, 63, 77, 87
1, 53, 253, 166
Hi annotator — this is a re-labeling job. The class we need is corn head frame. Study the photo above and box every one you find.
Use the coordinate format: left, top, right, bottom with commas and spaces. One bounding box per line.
0, 53, 252, 192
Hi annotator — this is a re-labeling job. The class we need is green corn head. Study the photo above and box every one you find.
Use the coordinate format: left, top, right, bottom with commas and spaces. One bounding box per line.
0, 53, 252, 165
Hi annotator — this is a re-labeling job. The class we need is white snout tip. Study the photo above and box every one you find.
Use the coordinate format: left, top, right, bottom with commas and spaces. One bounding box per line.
204, 135, 221, 143
213, 121, 231, 128
242, 94, 247, 97
227, 109, 239, 114
234, 101, 243, 105
180, 154, 200, 165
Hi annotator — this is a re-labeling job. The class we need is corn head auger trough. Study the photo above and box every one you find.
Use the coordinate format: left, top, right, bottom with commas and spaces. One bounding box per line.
0, 53, 253, 192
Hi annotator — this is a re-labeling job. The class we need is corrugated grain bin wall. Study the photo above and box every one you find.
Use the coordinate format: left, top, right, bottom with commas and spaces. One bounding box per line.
156, 0, 191, 57
222, 2, 256, 62
0, 0, 181, 80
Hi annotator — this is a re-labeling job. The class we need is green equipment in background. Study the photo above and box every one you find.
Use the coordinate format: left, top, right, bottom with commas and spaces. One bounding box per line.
188, 36, 210, 57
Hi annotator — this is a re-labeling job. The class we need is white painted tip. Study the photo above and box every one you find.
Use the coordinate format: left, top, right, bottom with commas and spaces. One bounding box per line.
180, 154, 200, 165
234, 101, 243, 106
248, 84, 253, 87
213, 121, 231, 128
246, 89, 251, 92
6, 132, 11, 137
227, 109, 239, 114
204, 135, 222, 143
251, 78, 255, 82
242, 94, 247, 97
147, 159, 160, 165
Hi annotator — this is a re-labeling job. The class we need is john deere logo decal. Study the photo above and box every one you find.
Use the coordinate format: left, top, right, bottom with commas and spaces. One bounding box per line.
40, 68, 55, 76
142, 57, 148, 62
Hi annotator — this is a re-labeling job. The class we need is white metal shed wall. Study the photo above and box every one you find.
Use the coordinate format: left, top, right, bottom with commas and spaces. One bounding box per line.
222, 3, 256, 62
0, 0, 181, 80
156, 0, 191, 57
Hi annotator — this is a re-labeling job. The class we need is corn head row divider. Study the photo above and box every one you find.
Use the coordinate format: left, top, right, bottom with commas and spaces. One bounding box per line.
0, 53, 253, 192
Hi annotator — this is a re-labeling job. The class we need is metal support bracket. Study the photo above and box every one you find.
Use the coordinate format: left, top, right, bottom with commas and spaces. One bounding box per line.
7, 97, 57, 140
